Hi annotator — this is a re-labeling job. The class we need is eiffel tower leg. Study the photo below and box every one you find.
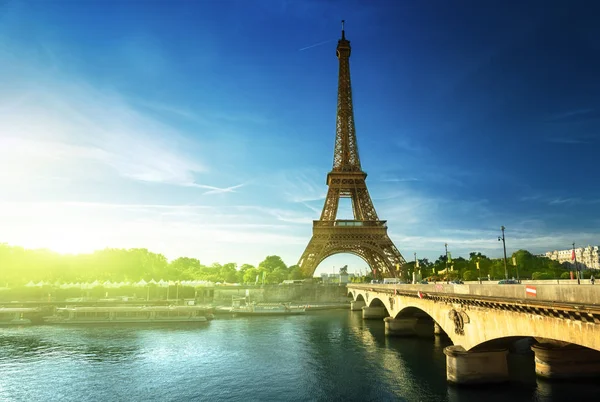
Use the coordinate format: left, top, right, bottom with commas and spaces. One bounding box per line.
298, 235, 328, 278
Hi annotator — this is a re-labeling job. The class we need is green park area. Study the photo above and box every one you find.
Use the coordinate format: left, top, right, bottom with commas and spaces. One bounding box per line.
0, 243, 588, 289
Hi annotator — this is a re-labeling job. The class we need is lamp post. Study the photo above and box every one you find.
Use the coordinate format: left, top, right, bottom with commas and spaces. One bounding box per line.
477, 258, 481, 284
498, 226, 508, 280
573, 243, 580, 285
445, 243, 449, 283
513, 256, 520, 283
413, 252, 417, 284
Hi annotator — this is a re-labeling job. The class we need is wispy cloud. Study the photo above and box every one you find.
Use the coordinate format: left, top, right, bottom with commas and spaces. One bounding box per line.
521, 195, 600, 206
394, 138, 429, 155
0, 84, 208, 189
298, 38, 336, 52
545, 137, 593, 144
272, 169, 327, 203
0, 38, 250, 193
235, 206, 314, 224
550, 108, 594, 121
200, 183, 247, 195
378, 176, 420, 183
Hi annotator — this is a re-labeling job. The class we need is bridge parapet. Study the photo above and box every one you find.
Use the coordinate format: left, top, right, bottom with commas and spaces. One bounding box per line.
347, 283, 600, 306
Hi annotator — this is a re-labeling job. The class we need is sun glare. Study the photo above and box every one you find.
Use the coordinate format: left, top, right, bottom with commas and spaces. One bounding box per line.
15, 229, 99, 255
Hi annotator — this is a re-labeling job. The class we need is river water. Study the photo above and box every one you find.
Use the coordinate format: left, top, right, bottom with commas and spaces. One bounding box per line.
1, 310, 598, 401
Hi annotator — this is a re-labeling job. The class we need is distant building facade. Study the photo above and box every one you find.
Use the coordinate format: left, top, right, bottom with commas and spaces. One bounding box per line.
320, 273, 353, 284
545, 246, 600, 270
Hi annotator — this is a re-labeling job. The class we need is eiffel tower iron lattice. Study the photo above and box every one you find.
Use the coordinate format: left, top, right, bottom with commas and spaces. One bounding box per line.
298, 23, 406, 278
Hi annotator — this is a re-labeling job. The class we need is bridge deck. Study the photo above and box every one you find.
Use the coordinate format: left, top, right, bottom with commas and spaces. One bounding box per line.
347, 283, 600, 313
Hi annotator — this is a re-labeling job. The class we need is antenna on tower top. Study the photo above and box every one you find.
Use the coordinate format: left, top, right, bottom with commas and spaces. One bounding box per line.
341, 20, 346, 39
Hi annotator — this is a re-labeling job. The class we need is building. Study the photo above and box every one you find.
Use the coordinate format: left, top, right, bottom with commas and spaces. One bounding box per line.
320, 273, 354, 284
545, 246, 600, 270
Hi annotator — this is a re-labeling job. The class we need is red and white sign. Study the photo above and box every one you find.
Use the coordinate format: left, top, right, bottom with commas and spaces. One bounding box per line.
417, 291, 424, 299
525, 286, 537, 297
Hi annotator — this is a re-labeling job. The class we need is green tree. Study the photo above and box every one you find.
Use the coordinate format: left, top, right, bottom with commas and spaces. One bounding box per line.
243, 268, 259, 284
269, 268, 288, 284
287, 265, 304, 280
219, 263, 238, 283
532, 272, 553, 280
462, 270, 476, 281
258, 255, 287, 273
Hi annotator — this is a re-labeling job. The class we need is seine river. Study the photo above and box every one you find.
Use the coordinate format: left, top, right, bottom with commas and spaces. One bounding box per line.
1, 310, 598, 401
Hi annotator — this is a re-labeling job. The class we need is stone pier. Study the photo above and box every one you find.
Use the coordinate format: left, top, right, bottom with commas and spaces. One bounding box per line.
384, 317, 417, 336
444, 346, 509, 385
362, 306, 387, 320
531, 344, 600, 379
350, 300, 365, 311
434, 322, 446, 336
384, 317, 434, 337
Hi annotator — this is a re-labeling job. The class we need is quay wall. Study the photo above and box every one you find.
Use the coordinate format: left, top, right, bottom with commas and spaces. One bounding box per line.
212, 284, 349, 305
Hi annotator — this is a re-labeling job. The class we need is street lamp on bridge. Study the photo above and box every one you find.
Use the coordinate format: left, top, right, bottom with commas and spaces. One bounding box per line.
445, 243, 449, 283
573, 242, 581, 285
498, 226, 508, 280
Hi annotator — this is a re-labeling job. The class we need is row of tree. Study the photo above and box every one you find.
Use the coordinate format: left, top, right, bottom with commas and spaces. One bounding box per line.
0, 244, 305, 286
0, 244, 589, 287
393, 250, 590, 282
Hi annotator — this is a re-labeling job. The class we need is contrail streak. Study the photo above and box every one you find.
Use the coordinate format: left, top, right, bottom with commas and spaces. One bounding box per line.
298, 39, 335, 52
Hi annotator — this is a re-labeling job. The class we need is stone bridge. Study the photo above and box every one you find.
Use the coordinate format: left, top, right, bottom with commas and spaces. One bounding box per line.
347, 283, 600, 384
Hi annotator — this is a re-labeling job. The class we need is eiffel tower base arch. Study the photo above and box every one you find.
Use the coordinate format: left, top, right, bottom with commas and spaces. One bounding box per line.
298, 222, 405, 278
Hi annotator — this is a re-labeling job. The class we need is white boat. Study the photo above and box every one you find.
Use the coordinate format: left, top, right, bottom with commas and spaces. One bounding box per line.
43, 305, 211, 324
231, 302, 306, 316
0, 307, 40, 325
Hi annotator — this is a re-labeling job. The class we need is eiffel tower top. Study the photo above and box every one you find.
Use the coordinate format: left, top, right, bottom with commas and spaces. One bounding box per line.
332, 20, 362, 173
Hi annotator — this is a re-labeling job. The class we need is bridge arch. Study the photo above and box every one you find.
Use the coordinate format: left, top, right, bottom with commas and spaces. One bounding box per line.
367, 297, 387, 309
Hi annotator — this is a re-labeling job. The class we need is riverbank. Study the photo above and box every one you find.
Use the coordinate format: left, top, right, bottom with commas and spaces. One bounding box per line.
214, 302, 350, 315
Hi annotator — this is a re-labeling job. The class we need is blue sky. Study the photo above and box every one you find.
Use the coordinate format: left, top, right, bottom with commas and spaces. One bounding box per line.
1, 1, 599, 274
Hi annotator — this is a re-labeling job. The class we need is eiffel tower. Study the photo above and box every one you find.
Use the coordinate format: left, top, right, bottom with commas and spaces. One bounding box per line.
298, 22, 406, 278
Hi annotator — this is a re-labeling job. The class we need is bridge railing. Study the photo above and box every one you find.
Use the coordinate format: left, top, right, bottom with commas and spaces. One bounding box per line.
313, 220, 387, 227
347, 283, 600, 306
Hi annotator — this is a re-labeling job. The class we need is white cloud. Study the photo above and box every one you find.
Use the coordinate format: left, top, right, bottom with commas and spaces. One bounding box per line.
0, 40, 247, 195
269, 168, 328, 203
0, 82, 206, 188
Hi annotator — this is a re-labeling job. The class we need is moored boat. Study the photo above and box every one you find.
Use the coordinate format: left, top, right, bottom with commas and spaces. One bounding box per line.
0, 307, 40, 325
43, 305, 211, 324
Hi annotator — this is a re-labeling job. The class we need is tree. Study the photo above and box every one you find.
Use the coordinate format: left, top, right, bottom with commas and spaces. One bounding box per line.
532, 272, 553, 280
288, 266, 304, 280
462, 270, 476, 281
168, 257, 201, 280
258, 255, 287, 273
220, 263, 238, 283
243, 268, 259, 284
269, 268, 288, 284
